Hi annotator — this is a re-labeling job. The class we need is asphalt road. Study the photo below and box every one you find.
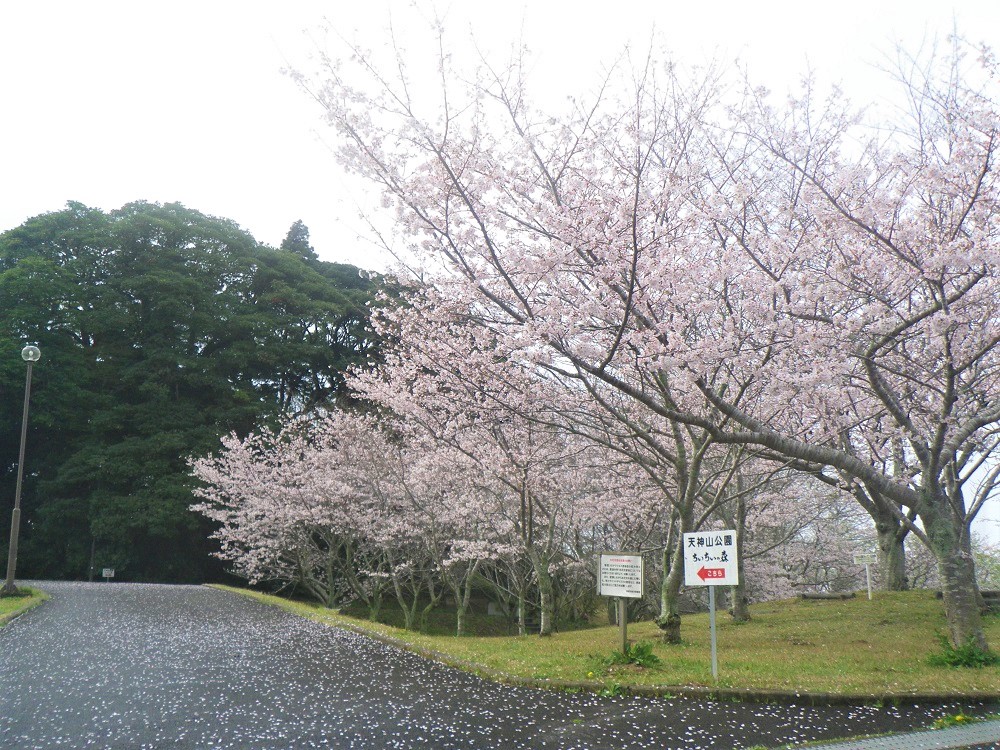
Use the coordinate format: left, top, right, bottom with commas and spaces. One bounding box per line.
0, 582, 990, 749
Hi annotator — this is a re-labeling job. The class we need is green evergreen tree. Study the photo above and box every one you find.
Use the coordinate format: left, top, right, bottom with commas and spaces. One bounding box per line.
280, 219, 317, 262
0, 202, 383, 582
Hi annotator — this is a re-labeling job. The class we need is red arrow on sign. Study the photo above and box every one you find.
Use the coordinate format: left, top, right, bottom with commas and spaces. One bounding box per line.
697, 566, 726, 581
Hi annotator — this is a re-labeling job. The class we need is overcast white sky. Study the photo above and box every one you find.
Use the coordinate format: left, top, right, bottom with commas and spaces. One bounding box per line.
2, 1, 999, 540
3, 1, 1000, 268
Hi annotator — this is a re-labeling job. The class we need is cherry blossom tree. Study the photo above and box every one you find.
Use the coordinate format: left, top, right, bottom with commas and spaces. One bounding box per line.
303, 25, 999, 650
353, 329, 607, 636
697, 46, 1000, 648
367, 284, 752, 639
352, 288, 701, 635
192, 412, 404, 615
393, 436, 511, 636
742, 478, 875, 600
192, 418, 356, 609
192, 407, 505, 634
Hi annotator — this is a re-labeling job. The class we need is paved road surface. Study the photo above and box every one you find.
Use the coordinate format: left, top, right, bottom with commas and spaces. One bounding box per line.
0, 583, 991, 749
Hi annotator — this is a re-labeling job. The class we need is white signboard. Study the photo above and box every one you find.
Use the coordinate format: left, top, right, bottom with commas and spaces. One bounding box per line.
854, 553, 877, 566
102, 568, 115, 579
599, 552, 644, 598
683, 530, 739, 587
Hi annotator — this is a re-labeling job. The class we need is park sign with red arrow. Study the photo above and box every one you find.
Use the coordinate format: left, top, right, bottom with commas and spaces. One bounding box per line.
683, 530, 739, 587
683, 530, 740, 684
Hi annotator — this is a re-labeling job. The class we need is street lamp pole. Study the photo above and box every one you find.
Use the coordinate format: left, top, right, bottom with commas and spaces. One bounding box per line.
2, 345, 41, 597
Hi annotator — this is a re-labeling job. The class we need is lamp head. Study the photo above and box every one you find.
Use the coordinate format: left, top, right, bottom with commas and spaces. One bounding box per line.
21, 345, 40, 363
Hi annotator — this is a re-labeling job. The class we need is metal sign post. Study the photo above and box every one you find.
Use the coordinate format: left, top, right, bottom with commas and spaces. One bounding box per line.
854, 553, 876, 600
598, 552, 644, 655
102, 568, 115, 583
708, 585, 718, 681
683, 530, 739, 683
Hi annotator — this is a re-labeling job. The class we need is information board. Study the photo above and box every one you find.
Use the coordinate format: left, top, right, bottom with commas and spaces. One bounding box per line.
598, 552, 644, 598
683, 530, 739, 587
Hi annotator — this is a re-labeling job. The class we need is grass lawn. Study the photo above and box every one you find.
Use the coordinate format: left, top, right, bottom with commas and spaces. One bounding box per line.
211, 586, 1000, 698
0, 586, 47, 626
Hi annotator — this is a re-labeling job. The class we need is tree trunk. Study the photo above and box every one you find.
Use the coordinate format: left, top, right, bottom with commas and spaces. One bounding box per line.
922, 502, 989, 651
529, 550, 555, 636
874, 506, 908, 591
938, 550, 987, 650
420, 577, 442, 632
537, 568, 555, 637
391, 575, 420, 631
730, 494, 751, 623
326, 550, 339, 607
729, 582, 750, 623
402, 602, 416, 630
877, 531, 908, 591
452, 560, 480, 637
367, 592, 382, 622
655, 540, 685, 644
960, 530, 986, 612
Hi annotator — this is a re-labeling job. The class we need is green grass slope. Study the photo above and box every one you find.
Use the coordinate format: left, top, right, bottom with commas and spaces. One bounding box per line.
0, 587, 47, 626
212, 586, 1000, 699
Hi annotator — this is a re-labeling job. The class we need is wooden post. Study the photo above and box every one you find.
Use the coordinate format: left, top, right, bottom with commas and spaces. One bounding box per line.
618, 598, 627, 655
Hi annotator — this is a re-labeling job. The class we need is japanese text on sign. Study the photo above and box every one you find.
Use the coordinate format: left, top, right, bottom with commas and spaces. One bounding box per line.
598, 552, 644, 598
683, 530, 739, 587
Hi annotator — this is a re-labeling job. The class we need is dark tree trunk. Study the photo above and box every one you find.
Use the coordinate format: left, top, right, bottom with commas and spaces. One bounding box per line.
921, 497, 988, 651
730, 494, 751, 622
873, 504, 909, 591
655, 537, 685, 644
729, 582, 750, 623
527, 549, 555, 636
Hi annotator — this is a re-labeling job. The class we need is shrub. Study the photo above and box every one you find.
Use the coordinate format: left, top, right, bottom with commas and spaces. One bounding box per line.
604, 641, 662, 669
927, 633, 999, 668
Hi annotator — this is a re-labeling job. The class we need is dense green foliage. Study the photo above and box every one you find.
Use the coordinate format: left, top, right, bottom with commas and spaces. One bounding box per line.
0, 202, 381, 582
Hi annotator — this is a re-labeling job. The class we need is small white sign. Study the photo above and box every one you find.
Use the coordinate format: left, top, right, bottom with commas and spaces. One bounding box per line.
683, 530, 739, 587
854, 553, 877, 565
102, 568, 115, 579
599, 552, 644, 598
